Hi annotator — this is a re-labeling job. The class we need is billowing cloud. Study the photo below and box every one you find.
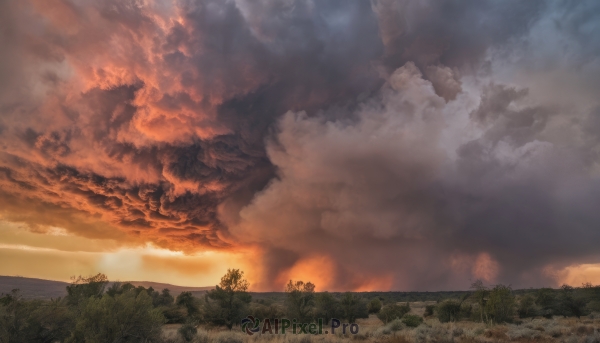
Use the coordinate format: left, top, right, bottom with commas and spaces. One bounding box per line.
226, 59, 600, 290
0, 0, 382, 252
1, 0, 600, 290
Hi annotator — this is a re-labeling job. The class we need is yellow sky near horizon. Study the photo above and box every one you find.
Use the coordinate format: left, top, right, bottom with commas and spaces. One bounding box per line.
0, 220, 251, 287
3, 218, 600, 290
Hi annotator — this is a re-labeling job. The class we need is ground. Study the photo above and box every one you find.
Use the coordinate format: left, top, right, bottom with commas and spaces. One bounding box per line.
161, 311, 600, 343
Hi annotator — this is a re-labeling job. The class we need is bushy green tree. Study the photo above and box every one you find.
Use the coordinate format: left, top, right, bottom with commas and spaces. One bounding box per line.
581, 283, 600, 313
436, 300, 462, 323
518, 294, 536, 318
377, 303, 410, 324
155, 288, 175, 307
315, 292, 341, 324
66, 273, 108, 307
162, 306, 188, 324
0, 290, 73, 343
340, 292, 368, 323
178, 322, 198, 342
424, 304, 435, 317
368, 298, 382, 314
557, 284, 586, 318
248, 302, 284, 322
177, 292, 201, 318
485, 284, 515, 323
67, 290, 164, 343
536, 288, 558, 318
205, 269, 251, 329
284, 280, 316, 323
402, 314, 423, 327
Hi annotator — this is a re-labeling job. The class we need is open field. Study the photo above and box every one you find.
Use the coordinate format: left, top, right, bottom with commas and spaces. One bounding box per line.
3, 274, 600, 342
160, 314, 600, 343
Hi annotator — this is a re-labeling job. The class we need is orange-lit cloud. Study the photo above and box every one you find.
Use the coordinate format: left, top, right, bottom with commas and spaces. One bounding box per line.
544, 264, 600, 287
0, 220, 248, 287
1, 0, 600, 291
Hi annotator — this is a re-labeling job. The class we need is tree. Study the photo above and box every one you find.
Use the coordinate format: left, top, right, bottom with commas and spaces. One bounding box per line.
155, 288, 175, 307
402, 314, 423, 327
67, 290, 164, 343
470, 280, 488, 322
205, 269, 251, 329
178, 322, 198, 342
558, 284, 586, 318
0, 290, 73, 343
66, 273, 108, 307
536, 288, 558, 318
368, 298, 382, 314
518, 295, 536, 318
377, 303, 410, 324
285, 280, 316, 323
315, 292, 341, 324
340, 292, 368, 323
436, 300, 462, 323
581, 283, 600, 312
485, 284, 515, 323
424, 304, 435, 317
248, 302, 285, 322
177, 292, 200, 318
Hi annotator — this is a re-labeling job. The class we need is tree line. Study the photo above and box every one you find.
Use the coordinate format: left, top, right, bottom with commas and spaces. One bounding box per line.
2, 270, 600, 342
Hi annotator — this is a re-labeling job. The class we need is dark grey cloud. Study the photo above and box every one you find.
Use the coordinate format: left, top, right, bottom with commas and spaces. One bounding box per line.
0, 0, 599, 289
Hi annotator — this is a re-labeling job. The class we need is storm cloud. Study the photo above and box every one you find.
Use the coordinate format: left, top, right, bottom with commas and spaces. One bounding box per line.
1, 0, 600, 290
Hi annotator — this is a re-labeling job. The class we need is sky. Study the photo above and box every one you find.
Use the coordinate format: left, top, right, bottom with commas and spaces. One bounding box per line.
0, 0, 600, 291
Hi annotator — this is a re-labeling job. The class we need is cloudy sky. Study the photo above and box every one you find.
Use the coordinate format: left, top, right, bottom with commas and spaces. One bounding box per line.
0, 0, 599, 291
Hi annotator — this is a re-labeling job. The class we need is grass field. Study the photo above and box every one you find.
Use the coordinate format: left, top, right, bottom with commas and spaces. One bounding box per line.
161, 310, 600, 343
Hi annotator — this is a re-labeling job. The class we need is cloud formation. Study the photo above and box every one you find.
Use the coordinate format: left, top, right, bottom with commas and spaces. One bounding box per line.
1, 0, 600, 290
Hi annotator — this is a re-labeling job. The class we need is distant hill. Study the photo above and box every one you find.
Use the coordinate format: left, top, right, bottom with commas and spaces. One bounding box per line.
0, 276, 69, 299
0, 276, 213, 299
1, 275, 550, 302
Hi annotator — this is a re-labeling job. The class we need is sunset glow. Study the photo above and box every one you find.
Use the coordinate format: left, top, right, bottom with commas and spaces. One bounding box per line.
1, 0, 600, 291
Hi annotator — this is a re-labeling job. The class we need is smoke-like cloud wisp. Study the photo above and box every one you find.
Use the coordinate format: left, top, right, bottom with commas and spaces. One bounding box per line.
1, 0, 600, 290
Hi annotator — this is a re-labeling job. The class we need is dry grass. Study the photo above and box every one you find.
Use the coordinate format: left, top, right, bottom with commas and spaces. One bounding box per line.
406, 302, 437, 317
161, 314, 600, 343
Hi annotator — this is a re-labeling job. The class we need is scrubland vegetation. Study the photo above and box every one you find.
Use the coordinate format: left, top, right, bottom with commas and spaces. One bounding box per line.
1, 270, 600, 343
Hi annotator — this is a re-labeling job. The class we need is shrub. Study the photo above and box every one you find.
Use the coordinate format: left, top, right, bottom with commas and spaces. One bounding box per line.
460, 303, 472, 318
373, 325, 392, 337
424, 305, 435, 317
368, 298, 382, 314
402, 314, 423, 327
386, 319, 404, 336
518, 295, 536, 318
178, 323, 197, 342
377, 303, 410, 324
163, 306, 188, 324
412, 324, 450, 343
436, 300, 461, 323
68, 290, 164, 342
